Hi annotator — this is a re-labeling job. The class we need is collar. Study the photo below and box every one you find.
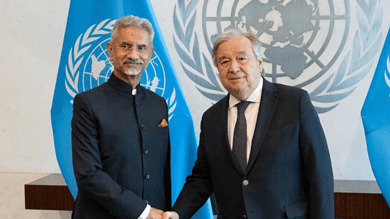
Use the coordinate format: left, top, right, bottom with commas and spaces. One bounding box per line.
229, 77, 263, 109
108, 73, 140, 95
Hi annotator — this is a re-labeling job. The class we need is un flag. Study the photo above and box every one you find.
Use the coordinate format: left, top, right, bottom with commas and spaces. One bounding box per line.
361, 27, 390, 207
51, 0, 213, 217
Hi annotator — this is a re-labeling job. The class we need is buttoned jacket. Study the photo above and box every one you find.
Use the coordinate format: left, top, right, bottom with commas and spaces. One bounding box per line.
71, 74, 171, 219
172, 78, 334, 219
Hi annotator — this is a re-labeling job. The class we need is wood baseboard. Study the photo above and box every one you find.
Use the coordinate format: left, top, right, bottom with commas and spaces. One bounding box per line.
335, 192, 390, 219
24, 174, 390, 218
24, 174, 74, 210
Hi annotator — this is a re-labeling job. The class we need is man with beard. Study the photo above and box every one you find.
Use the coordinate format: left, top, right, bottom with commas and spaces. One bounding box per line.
71, 15, 171, 219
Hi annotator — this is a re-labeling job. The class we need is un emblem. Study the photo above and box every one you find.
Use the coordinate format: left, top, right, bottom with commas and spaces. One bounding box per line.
174, 0, 383, 113
65, 19, 176, 119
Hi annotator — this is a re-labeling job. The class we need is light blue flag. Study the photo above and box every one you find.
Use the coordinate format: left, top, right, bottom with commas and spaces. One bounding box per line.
361, 27, 390, 207
51, 0, 213, 217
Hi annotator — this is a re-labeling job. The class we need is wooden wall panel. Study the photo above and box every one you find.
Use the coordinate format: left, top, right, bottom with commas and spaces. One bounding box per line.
335, 193, 390, 219
24, 184, 74, 210
25, 175, 390, 218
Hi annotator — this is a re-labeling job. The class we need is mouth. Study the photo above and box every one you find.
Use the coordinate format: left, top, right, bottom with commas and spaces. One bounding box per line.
124, 62, 142, 66
229, 76, 245, 81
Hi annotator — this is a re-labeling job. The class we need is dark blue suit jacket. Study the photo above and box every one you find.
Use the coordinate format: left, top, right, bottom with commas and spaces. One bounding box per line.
172, 78, 334, 219
71, 74, 171, 218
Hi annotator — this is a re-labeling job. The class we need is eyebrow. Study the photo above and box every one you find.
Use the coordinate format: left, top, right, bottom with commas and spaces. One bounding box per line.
218, 50, 248, 59
120, 42, 148, 47
218, 56, 229, 61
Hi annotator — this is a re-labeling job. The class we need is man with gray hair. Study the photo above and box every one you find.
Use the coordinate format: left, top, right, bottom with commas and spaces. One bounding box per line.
164, 29, 334, 218
72, 15, 171, 219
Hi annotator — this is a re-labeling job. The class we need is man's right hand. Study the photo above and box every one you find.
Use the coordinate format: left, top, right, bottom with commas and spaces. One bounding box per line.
162, 211, 179, 219
146, 207, 164, 219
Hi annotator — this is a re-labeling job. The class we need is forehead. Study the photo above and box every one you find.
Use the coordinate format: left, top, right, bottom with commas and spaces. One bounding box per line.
217, 35, 253, 57
113, 26, 151, 44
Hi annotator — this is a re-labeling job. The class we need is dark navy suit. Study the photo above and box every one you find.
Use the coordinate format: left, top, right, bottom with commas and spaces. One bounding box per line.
71, 74, 171, 218
172, 78, 334, 219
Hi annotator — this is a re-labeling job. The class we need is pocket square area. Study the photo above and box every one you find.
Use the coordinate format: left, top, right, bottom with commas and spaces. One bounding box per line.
157, 118, 168, 127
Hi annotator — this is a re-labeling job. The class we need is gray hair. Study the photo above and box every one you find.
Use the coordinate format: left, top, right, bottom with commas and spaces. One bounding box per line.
111, 15, 155, 43
212, 29, 263, 67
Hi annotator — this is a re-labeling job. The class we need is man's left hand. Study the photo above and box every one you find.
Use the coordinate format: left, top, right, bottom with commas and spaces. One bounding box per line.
162, 211, 179, 219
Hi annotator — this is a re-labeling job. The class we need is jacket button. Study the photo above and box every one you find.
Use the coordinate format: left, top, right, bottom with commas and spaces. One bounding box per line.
136, 102, 140, 107
144, 174, 150, 180
145, 200, 149, 204
140, 125, 146, 130
144, 150, 149, 155
243, 180, 249, 186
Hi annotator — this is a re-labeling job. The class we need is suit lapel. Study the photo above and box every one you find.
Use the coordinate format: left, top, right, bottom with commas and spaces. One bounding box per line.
220, 94, 245, 175
246, 79, 279, 174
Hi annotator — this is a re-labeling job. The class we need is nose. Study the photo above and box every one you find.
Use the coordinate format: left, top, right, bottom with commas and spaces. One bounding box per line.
228, 60, 240, 73
127, 47, 140, 59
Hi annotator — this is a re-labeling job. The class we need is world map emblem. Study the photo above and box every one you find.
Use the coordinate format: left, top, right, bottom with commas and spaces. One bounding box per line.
173, 0, 383, 113
65, 19, 177, 119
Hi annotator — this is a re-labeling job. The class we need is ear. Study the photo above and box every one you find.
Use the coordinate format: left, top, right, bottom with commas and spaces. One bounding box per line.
106, 42, 113, 61
145, 46, 155, 65
258, 57, 263, 71
150, 46, 155, 57
258, 57, 263, 66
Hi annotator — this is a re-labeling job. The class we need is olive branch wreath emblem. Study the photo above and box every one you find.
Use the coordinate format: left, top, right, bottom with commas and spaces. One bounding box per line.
64, 19, 177, 120
173, 0, 383, 113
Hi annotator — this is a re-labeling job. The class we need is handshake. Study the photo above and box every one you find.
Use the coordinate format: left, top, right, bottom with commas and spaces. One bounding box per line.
147, 207, 179, 219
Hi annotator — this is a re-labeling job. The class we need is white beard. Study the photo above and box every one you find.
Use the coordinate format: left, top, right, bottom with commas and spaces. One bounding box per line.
124, 68, 142, 76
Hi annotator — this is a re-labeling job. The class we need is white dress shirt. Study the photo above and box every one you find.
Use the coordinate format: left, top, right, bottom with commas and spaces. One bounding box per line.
228, 77, 263, 162
138, 204, 151, 219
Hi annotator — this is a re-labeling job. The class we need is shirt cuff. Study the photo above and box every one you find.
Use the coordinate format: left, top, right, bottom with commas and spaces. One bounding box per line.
138, 204, 151, 219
